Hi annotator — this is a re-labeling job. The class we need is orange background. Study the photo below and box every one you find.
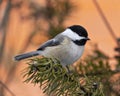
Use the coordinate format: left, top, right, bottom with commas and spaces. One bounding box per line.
0, 0, 120, 96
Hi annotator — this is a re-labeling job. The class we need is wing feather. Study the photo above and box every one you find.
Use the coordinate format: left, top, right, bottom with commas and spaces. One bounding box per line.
37, 39, 60, 50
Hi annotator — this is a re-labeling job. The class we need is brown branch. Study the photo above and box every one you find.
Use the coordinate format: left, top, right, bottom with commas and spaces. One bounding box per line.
0, 0, 2, 5
93, 0, 117, 44
0, 80, 16, 96
0, 0, 12, 63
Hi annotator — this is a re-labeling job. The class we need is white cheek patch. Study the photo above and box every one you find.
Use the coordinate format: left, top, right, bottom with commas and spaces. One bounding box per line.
61, 29, 85, 40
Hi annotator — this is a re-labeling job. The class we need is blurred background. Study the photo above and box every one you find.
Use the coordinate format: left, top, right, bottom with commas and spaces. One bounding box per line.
0, 0, 120, 96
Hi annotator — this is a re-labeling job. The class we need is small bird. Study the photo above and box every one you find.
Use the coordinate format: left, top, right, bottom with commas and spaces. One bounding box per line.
14, 25, 90, 66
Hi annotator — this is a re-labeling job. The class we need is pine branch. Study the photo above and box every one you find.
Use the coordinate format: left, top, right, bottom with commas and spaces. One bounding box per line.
78, 57, 120, 80
22, 57, 105, 96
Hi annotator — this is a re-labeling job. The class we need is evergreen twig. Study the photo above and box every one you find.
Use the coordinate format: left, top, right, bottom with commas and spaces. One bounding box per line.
23, 57, 105, 96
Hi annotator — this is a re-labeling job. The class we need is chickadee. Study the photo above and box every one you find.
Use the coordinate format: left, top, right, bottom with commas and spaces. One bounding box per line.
14, 25, 90, 66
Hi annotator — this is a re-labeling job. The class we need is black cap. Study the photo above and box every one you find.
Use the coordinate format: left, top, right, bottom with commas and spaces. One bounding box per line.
68, 25, 88, 38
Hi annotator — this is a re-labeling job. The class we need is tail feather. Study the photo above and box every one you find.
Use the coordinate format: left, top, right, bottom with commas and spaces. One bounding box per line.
14, 51, 40, 61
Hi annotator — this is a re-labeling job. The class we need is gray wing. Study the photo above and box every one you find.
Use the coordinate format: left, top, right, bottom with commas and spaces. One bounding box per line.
37, 38, 61, 50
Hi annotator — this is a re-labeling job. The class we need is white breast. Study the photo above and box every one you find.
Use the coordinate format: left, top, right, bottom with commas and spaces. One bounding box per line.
41, 38, 85, 66
65, 42, 84, 65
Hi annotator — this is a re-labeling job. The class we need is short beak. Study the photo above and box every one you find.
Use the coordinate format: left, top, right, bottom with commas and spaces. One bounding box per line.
85, 37, 90, 40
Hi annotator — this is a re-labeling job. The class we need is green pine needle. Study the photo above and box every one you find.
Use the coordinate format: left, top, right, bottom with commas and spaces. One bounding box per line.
23, 57, 105, 96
